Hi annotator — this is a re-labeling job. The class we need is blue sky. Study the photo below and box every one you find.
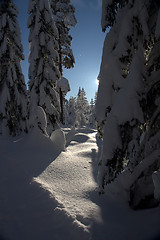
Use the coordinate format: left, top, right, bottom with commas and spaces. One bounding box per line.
14, 0, 105, 102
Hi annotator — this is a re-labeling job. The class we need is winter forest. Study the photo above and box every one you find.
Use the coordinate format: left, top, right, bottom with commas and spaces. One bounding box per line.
0, 0, 160, 239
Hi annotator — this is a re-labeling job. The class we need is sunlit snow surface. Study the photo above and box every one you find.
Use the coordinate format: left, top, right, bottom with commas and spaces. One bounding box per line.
0, 128, 160, 240
36, 129, 102, 231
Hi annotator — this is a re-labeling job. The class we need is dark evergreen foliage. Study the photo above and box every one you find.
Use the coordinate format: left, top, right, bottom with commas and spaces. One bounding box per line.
0, 0, 28, 136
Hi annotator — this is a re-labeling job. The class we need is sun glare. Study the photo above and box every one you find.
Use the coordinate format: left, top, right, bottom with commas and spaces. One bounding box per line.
96, 78, 99, 86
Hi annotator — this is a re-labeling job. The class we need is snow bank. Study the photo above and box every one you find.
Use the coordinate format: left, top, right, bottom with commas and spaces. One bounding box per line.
0, 129, 160, 240
65, 126, 76, 143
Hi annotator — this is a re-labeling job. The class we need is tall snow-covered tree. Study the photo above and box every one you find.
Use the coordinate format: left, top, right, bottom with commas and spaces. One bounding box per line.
88, 98, 96, 128
129, 5, 160, 208
76, 88, 89, 127
96, 0, 160, 208
28, 0, 60, 135
0, 0, 28, 136
65, 96, 76, 127
51, 0, 77, 123
51, 0, 77, 71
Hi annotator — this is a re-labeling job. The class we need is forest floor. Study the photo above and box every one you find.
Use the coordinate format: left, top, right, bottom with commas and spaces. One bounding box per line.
0, 128, 160, 240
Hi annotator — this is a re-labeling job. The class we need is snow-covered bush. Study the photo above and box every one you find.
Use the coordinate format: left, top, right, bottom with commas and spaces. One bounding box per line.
0, 0, 28, 136
28, 0, 60, 135
97, 0, 160, 209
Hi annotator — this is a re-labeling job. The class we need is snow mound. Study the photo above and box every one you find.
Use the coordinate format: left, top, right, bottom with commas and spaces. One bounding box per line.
50, 129, 66, 151
65, 126, 76, 143
36, 129, 101, 235
29, 106, 48, 135
57, 76, 70, 94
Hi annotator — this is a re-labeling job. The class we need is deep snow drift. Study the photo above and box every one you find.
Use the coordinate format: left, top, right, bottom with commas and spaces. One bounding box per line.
0, 128, 160, 240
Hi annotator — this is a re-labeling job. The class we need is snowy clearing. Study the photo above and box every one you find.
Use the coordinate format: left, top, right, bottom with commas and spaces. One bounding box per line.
0, 128, 160, 240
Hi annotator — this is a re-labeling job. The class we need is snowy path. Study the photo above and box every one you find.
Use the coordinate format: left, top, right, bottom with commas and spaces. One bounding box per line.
0, 128, 160, 240
36, 129, 102, 236
0, 128, 102, 240
35, 128, 160, 240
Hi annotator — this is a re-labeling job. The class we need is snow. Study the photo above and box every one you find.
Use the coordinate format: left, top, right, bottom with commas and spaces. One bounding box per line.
0, 0, 28, 136
1, 12, 6, 28
57, 76, 70, 94
50, 129, 66, 151
39, 31, 45, 46
28, 0, 60, 135
153, 171, 160, 200
111, 49, 145, 124
101, 0, 111, 31
53, 0, 77, 28
0, 128, 160, 240
29, 106, 48, 134
155, 8, 160, 40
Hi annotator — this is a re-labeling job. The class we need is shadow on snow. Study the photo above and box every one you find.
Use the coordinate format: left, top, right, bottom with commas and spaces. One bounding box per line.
0, 130, 84, 240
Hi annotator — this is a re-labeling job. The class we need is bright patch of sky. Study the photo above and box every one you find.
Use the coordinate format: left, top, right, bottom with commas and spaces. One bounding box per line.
14, 0, 105, 102
65, 0, 105, 101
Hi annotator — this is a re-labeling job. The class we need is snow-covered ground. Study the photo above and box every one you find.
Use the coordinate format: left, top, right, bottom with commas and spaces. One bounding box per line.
0, 128, 160, 240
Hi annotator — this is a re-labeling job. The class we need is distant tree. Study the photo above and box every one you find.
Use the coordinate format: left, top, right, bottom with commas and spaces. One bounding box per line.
65, 96, 76, 127
63, 98, 68, 125
28, 0, 60, 135
96, 0, 160, 208
88, 98, 96, 128
94, 91, 97, 105
51, 0, 77, 123
76, 88, 89, 127
0, 0, 28, 136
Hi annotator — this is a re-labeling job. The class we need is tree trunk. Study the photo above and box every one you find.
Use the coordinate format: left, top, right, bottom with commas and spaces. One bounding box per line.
59, 88, 64, 124
58, 29, 64, 124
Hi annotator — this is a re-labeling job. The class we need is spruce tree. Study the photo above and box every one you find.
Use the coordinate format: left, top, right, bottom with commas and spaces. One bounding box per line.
65, 96, 76, 127
96, 0, 160, 208
28, 0, 60, 135
0, 0, 28, 137
76, 88, 89, 127
51, 0, 77, 71
88, 98, 96, 128
129, 3, 160, 208
51, 0, 77, 123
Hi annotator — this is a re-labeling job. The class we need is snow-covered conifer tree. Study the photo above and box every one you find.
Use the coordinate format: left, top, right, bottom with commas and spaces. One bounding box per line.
28, 0, 60, 135
0, 0, 28, 136
88, 98, 96, 128
76, 88, 89, 127
96, 0, 160, 208
51, 0, 77, 123
51, 0, 77, 71
65, 96, 76, 127
129, 3, 160, 208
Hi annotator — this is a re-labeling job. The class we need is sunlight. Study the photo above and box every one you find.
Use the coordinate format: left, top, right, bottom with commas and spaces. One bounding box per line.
96, 78, 99, 86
